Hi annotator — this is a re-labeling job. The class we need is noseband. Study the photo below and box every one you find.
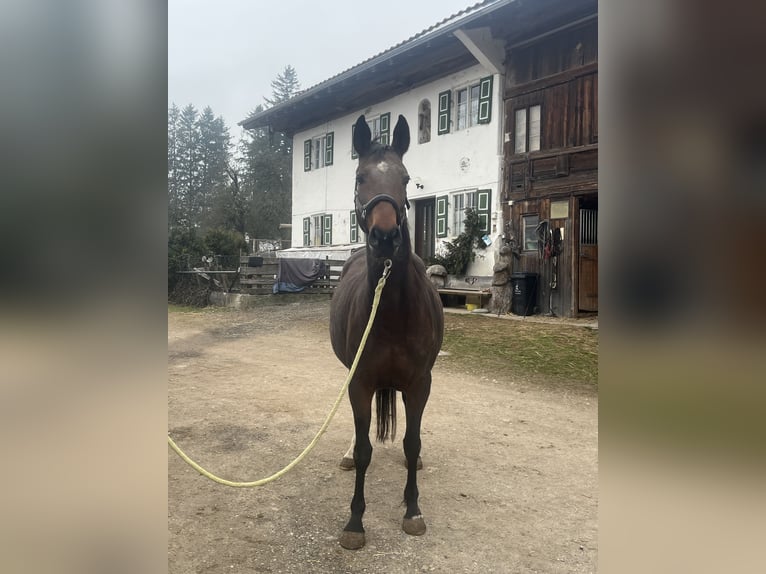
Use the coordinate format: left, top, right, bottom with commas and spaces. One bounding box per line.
354, 187, 410, 235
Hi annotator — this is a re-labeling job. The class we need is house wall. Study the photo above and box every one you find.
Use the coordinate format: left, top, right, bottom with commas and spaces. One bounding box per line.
290, 63, 504, 277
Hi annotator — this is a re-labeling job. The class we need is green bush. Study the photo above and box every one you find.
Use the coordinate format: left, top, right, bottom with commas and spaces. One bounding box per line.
167, 227, 247, 298
202, 228, 248, 269
168, 228, 206, 292
428, 208, 486, 275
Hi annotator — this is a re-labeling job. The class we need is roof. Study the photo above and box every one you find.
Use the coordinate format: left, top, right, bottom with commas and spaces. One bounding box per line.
240, 0, 596, 135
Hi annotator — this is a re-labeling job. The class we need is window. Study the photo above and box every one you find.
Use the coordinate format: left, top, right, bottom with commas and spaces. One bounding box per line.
352, 113, 390, 158
456, 84, 480, 130
438, 75, 493, 135
522, 214, 539, 251
349, 211, 361, 243
514, 105, 541, 154
418, 100, 431, 144
435, 189, 492, 238
312, 215, 323, 246
452, 190, 477, 233
303, 214, 333, 246
303, 132, 334, 171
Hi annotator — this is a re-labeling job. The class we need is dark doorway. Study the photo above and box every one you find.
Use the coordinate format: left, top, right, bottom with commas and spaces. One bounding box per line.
414, 198, 435, 261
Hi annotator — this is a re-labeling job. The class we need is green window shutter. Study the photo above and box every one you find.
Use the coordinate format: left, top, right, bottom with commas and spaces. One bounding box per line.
349, 211, 358, 243
477, 75, 493, 124
351, 124, 358, 159
323, 214, 333, 245
325, 131, 334, 165
437, 90, 451, 135
303, 139, 312, 171
302, 217, 311, 246
379, 113, 390, 145
436, 195, 448, 237
477, 189, 492, 233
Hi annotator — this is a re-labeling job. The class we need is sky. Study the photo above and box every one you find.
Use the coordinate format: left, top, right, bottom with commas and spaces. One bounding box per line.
169, 0, 479, 138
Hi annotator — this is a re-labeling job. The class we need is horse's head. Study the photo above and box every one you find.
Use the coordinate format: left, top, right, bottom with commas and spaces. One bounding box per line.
353, 114, 411, 260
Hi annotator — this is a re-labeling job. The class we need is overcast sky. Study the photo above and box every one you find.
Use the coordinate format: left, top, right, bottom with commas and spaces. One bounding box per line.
169, 0, 477, 137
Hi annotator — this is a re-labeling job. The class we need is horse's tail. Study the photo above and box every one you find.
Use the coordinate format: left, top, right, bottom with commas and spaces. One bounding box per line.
375, 389, 397, 442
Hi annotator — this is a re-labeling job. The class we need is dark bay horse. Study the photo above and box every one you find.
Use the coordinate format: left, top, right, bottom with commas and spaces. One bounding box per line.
329, 114, 444, 550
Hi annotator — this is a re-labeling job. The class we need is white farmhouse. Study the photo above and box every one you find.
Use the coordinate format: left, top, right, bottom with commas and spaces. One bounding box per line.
242, 1, 509, 278
242, 0, 599, 317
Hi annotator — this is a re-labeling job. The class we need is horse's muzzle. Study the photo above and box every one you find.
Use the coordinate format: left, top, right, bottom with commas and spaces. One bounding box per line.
368, 225, 402, 258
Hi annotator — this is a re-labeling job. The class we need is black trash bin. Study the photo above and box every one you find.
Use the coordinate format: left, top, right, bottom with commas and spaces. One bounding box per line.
511, 272, 538, 316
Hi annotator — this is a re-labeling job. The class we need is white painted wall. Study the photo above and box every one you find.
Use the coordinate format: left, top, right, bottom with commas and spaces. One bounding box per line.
290, 63, 505, 276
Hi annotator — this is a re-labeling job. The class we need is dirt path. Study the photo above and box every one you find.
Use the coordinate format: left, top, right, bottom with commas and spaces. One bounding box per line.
168, 300, 597, 573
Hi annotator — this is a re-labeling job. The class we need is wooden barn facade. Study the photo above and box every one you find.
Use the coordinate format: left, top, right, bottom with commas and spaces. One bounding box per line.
501, 16, 598, 317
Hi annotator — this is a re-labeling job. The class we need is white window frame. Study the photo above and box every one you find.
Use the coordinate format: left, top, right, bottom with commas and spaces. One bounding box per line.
456, 82, 481, 130
312, 214, 323, 246
449, 189, 478, 237
312, 135, 327, 170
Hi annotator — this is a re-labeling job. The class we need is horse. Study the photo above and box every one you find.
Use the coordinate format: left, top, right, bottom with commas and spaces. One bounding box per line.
329, 114, 444, 550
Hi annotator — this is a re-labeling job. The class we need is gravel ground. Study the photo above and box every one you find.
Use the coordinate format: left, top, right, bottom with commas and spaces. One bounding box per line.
168, 298, 597, 573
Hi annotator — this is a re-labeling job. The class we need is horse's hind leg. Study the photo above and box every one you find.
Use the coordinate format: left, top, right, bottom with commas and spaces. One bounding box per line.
340, 385, 373, 550
401, 375, 431, 536
339, 434, 355, 470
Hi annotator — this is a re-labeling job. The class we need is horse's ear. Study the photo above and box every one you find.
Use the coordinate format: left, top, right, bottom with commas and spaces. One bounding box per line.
353, 115, 372, 158
391, 114, 410, 157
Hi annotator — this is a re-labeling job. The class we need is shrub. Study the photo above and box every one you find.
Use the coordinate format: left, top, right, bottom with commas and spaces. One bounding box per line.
428, 208, 486, 275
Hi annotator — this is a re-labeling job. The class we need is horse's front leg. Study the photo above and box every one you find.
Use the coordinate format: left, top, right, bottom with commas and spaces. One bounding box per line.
401, 375, 430, 536
340, 385, 373, 550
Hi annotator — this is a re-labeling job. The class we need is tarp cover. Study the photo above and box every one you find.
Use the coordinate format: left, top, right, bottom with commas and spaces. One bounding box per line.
273, 258, 326, 293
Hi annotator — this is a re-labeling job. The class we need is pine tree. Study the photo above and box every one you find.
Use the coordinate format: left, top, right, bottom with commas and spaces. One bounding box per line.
196, 106, 231, 230
173, 104, 202, 230
168, 103, 181, 228
263, 65, 300, 107
239, 66, 300, 241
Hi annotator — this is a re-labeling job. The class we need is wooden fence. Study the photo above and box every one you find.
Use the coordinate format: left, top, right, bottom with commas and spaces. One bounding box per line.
238, 256, 345, 295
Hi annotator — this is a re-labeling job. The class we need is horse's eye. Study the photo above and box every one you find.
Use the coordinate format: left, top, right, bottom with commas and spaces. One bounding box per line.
356, 174, 365, 185
403, 176, 411, 186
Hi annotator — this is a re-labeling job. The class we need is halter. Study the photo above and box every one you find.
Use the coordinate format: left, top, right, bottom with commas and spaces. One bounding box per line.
354, 184, 410, 235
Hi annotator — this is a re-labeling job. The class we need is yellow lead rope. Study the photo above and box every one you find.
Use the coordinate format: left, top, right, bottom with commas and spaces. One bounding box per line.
167, 259, 392, 487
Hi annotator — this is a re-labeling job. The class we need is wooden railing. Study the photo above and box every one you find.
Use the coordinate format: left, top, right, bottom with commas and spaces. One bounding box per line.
238, 256, 345, 296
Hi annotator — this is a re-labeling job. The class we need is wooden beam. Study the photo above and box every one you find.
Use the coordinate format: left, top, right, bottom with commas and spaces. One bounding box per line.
453, 27, 505, 75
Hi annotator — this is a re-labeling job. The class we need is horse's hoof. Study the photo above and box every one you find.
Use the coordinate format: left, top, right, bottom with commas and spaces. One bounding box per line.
339, 530, 365, 549
339, 457, 355, 470
402, 456, 423, 470
402, 515, 426, 536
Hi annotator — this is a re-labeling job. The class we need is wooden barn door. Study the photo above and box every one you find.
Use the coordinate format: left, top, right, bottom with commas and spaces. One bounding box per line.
578, 203, 598, 312
414, 198, 435, 260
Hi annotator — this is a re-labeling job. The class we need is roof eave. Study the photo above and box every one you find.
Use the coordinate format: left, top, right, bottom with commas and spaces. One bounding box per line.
239, 0, 516, 131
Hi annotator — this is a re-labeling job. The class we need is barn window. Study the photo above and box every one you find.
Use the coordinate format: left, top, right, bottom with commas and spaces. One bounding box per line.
418, 99, 431, 144
522, 214, 539, 251
514, 105, 541, 154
